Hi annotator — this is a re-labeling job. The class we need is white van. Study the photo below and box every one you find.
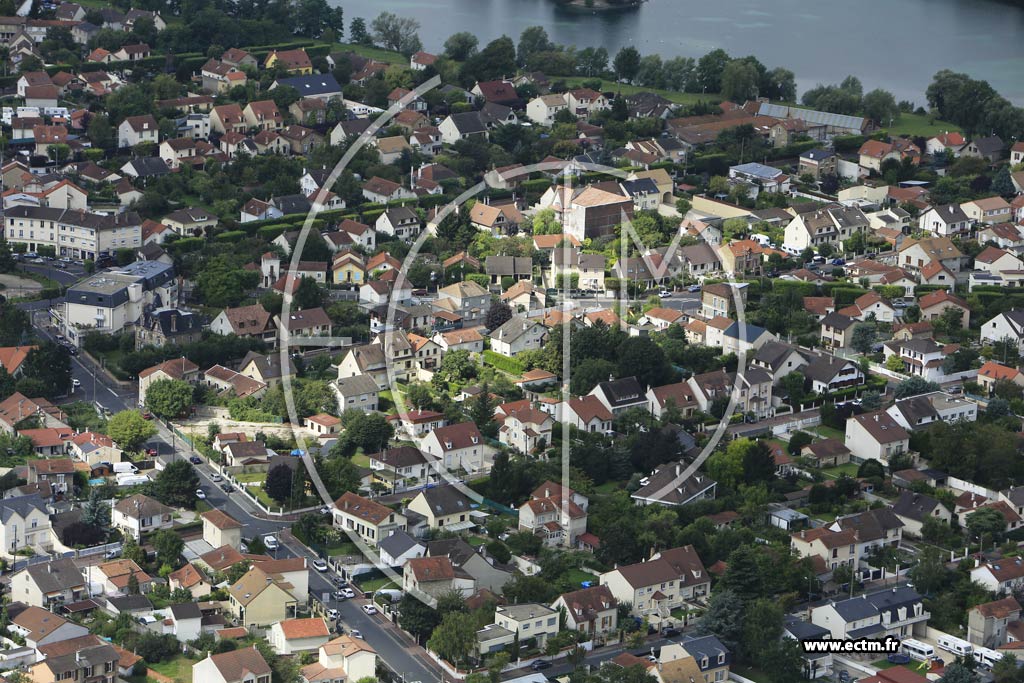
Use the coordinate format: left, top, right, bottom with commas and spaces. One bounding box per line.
900, 638, 936, 662
974, 646, 1004, 669
113, 462, 139, 474
750, 233, 772, 247
936, 634, 972, 657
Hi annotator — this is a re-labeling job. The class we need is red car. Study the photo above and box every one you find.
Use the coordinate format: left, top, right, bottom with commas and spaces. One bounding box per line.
141, 411, 153, 420
145, 448, 158, 457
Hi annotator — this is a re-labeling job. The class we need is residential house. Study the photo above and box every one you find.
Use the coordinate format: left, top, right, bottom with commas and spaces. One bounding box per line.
420, 422, 493, 475
10, 557, 86, 608
563, 395, 614, 434
298, 635, 376, 683
0, 495, 50, 558
918, 290, 970, 328
844, 411, 910, 466
967, 597, 1021, 648
168, 563, 211, 599
202, 509, 244, 550
111, 494, 173, 541
517, 480, 589, 548
890, 490, 951, 536
192, 647, 272, 683
631, 462, 718, 508
551, 585, 618, 639
589, 376, 647, 416
810, 587, 928, 640
332, 492, 406, 548
488, 316, 546, 357
368, 445, 433, 492
403, 556, 475, 600
268, 618, 330, 655
963, 196, 1012, 225
972, 560, 1024, 596
226, 567, 298, 628
406, 484, 476, 531
599, 546, 710, 627
117, 114, 158, 148
981, 310, 1024, 353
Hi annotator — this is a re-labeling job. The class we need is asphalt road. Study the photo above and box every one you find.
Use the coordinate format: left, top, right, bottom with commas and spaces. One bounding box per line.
19, 259, 85, 287
23, 306, 443, 683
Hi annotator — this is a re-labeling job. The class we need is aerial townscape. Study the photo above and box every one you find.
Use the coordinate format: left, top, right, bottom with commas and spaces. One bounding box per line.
0, 3, 1023, 683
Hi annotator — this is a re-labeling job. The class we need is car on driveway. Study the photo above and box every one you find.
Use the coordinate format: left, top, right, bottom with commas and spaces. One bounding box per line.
195, 489, 206, 500
313, 559, 328, 572
361, 604, 377, 616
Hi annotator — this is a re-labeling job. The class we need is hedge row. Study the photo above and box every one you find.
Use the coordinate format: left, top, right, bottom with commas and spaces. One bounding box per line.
483, 350, 525, 375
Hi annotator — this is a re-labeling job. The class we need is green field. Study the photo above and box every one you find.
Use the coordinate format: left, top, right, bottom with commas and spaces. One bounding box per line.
881, 112, 960, 138
328, 41, 409, 66
561, 77, 722, 106
820, 462, 860, 479
234, 472, 266, 483
147, 656, 197, 683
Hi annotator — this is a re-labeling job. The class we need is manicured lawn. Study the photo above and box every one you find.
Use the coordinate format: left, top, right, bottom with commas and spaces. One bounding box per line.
359, 576, 399, 592
871, 659, 928, 673
882, 112, 960, 138
564, 568, 598, 587
466, 535, 487, 547
351, 453, 371, 468
234, 472, 266, 483
732, 665, 771, 683
328, 41, 409, 66
326, 542, 361, 557
594, 481, 621, 494
561, 77, 722, 106
811, 425, 845, 441
148, 656, 197, 683
820, 462, 860, 479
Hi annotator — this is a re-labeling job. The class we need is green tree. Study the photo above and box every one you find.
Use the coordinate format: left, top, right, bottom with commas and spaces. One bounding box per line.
444, 32, 478, 60
613, 46, 641, 83
991, 654, 1021, 683
894, 376, 941, 399
862, 88, 899, 126
106, 410, 157, 452
787, 431, 812, 457
144, 378, 193, 419
720, 59, 760, 101
967, 506, 1006, 545
516, 26, 553, 66
398, 593, 441, 643
121, 535, 146, 565
21, 342, 71, 398
264, 463, 294, 504
151, 529, 184, 567
81, 489, 111, 528
696, 588, 743, 653
370, 11, 422, 55
349, 17, 371, 45
485, 301, 512, 330
696, 48, 730, 92
154, 460, 201, 509
741, 598, 784, 661
427, 611, 477, 665
850, 323, 876, 355
781, 372, 805, 407
885, 354, 906, 372
0, 235, 14, 274
938, 662, 979, 683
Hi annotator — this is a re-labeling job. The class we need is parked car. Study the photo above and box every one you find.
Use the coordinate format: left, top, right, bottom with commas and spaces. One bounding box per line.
189, 456, 202, 464
326, 608, 340, 620
220, 483, 233, 493
660, 627, 680, 637
195, 489, 206, 500
361, 604, 377, 615
211, 472, 223, 481
145, 448, 158, 456
688, 284, 701, 292
313, 559, 328, 572
531, 661, 552, 671
141, 411, 153, 420
333, 590, 349, 600
350, 629, 363, 639
339, 588, 355, 598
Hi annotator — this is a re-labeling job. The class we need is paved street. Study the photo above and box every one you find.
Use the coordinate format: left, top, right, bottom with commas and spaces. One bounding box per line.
20, 307, 445, 683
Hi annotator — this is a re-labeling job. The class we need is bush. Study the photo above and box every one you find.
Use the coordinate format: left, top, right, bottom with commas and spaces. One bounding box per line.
483, 350, 524, 375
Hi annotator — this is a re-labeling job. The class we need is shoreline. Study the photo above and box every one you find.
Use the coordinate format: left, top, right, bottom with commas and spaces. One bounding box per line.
553, 0, 644, 12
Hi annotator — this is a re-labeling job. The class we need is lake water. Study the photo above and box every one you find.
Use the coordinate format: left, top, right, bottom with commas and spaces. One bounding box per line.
339, 0, 1024, 105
